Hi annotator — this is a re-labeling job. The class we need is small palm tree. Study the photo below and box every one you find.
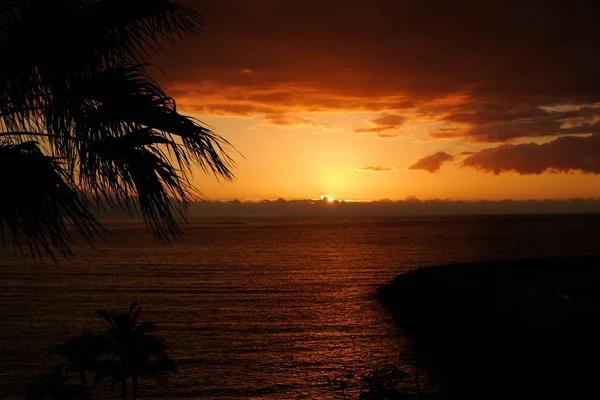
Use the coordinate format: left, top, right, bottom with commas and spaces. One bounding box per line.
95, 302, 175, 400
0, 0, 235, 259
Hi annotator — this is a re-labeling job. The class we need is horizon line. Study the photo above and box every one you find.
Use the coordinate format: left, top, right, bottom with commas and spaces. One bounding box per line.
196, 196, 600, 204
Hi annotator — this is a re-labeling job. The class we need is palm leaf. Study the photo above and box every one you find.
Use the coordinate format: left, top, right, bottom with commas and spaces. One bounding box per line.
80, 0, 203, 61
137, 335, 166, 358
133, 321, 157, 338
139, 356, 177, 376
0, 1, 237, 257
0, 140, 102, 259
80, 127, 195, 242
128, 301, 140, 316
0, 0, 203, 124
74, 65, 236, 178
92, 358, 124, 388
96, 310, 117, 328
129, 302, 142, 325
50, 65, 235, 242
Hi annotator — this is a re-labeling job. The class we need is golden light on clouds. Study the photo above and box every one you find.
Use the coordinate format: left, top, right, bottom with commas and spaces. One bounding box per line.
154, 0, 600, 201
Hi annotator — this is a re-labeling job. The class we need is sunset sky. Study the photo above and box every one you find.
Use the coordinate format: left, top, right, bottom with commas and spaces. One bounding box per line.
155, 0, 600, 201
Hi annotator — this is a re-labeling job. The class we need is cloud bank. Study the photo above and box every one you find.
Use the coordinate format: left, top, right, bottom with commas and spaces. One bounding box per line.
462, 134, 600, 174
176, 198, 600, 218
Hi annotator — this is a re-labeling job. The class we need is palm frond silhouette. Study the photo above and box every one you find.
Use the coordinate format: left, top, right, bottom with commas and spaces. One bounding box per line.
0, 0, 235, 259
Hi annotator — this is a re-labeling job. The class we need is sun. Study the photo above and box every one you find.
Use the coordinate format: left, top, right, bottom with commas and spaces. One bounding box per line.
320, 195, 336, 203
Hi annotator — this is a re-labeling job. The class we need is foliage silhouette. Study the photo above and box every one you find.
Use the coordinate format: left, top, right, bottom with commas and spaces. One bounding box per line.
357, 365, 413, 400
25, 366, 88, 400
52, 331, 107, 399
95, 302, 176, 400
328, 364, 442, 400
33, 302, 174, 400
0, 0, 235, 259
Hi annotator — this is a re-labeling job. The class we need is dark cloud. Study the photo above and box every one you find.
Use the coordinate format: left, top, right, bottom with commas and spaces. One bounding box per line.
356, 166, 392, 172
354, 113, 405, 135
462, 134, 600, 174
354, 113, 405, 138
161, 1, 600, 104
369, 114, 406, 127
409, 152, 454, 173
355, 126, 396, 134
156, 0, 600, 169
426, 102, 600, 142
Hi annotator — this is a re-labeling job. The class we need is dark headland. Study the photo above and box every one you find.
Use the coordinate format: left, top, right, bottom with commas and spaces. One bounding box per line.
379, 255, 600, 399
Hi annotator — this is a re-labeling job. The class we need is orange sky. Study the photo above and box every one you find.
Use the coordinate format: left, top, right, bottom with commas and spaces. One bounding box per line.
154, 0, 600, 201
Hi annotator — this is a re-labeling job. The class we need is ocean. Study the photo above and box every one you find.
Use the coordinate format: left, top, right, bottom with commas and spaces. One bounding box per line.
1, 214, 600, 399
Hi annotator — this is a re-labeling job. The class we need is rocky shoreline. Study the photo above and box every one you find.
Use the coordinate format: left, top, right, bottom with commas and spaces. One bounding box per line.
379, 255, 600, 399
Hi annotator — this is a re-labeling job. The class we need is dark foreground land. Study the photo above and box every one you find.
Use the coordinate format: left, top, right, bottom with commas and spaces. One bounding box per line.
380, 255, 600, 399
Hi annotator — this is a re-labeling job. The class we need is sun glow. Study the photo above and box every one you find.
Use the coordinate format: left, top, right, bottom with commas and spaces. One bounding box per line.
320, 195, 336, 203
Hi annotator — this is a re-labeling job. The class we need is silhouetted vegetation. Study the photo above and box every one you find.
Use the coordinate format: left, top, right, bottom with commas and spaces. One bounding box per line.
0, 0, 235, 259
52, 331, 106, 399
28, 302, 174, 400
26, 366, 88, 400
95, 302, 175, 400
328, 363, 444, 400
379, 255, 600, 399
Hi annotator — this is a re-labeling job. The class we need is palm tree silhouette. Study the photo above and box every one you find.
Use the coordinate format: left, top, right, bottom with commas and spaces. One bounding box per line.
95, 302, 176, 400
0, 0, 235, 259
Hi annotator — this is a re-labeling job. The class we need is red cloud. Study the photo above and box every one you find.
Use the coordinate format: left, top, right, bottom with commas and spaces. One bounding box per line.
152, 0, 600, 166
355, 126, 397, 133
354, 113, 405, 136
369, 114, 405, 127
409, 152, 454, 173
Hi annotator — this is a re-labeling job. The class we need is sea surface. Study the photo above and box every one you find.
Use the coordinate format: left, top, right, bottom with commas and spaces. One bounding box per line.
1, 214, 600, 399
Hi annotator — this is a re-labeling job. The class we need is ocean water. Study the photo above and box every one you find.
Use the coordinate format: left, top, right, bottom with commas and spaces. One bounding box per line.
1, 214, 600, 399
